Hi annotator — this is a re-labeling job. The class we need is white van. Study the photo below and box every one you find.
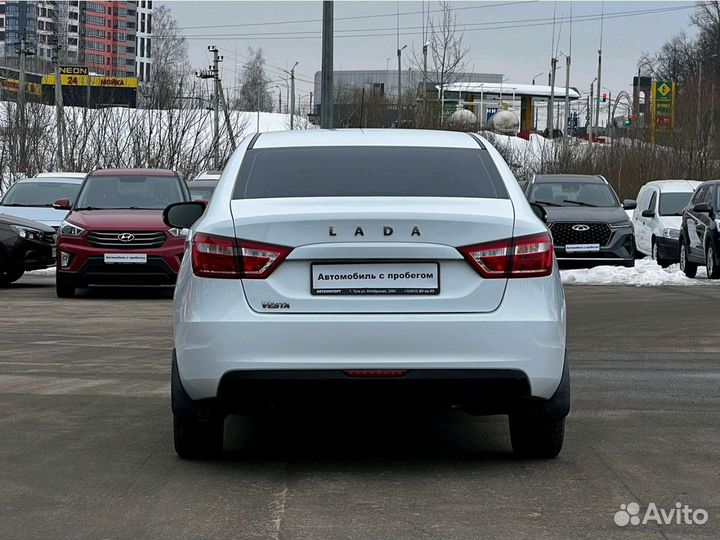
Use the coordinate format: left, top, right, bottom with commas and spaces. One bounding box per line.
632, 180, 700, 266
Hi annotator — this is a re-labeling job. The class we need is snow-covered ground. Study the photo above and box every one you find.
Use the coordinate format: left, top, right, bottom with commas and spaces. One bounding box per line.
561, 258, 711, 286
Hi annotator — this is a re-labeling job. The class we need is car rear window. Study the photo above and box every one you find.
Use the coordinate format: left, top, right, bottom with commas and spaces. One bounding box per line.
233, 146, 508, 199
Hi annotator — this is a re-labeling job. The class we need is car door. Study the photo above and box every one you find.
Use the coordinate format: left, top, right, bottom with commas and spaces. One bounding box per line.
697, 185, 715, 256
642, 189, 658, 254
687, 186, 707, 258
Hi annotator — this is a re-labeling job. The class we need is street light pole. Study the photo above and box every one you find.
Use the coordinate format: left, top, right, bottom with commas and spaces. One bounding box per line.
397, 44, 406, 126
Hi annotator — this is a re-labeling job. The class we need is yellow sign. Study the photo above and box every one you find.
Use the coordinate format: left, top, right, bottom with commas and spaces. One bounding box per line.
1, 78, 43, 96
657, 82, 671, 97
42, 74, 138, 89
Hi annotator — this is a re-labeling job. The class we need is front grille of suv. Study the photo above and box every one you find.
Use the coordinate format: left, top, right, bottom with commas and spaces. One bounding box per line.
549, 222, 612, 247
87, 231, 167, 249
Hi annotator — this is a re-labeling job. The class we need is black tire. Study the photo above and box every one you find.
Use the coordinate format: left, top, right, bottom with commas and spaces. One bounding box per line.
0, 268, 24, 287
633, 240, 643, 259
707, 245, 720, 279
651, 238, 671, 268
173, 415, 224, 460
680, 240, 697, 278
55, 276, 76, 298
509, 416, 565, 459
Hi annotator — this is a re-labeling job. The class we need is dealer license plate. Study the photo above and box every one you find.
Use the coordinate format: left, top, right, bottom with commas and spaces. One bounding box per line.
311, 262, 440, 295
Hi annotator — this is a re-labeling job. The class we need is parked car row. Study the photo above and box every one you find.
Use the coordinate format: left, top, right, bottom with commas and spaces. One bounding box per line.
0, 170, 220, 287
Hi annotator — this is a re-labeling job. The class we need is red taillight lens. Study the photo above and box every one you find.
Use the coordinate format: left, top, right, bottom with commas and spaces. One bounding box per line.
191, 233, 292, 279
458, 232, 553, 278
511, 233, 554, 277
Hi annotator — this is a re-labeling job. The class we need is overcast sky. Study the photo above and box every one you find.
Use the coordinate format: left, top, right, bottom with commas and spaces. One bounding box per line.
163, 0, 696, 102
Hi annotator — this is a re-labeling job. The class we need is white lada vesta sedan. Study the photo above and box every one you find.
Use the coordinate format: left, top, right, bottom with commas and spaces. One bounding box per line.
164, 129, 568, 460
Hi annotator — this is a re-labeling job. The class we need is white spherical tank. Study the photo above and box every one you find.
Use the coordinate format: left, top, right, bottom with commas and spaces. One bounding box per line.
447, 108, 478, 128
490, 103, 520, 135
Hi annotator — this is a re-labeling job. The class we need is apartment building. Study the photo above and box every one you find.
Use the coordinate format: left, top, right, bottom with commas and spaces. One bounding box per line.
0, 0, 151, 79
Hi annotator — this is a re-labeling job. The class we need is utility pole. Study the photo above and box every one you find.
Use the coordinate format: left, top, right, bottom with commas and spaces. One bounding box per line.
595, 49, 602, 137
547, 57, 557, 137
397, 44, 407, 127
422, 41, 429, 103
588, 80, 595, 140
52, 37, 64, 171
563, 55, 571, 152
219, 85, 236, 150
320, 1, 334, 129
16, 35, 34, 173
197, 46, 222, 168
276, 85, 281, 113
284, 62, 298, 130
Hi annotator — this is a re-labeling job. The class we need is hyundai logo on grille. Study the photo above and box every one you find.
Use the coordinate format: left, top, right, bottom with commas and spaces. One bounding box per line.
571, 224, 590, 232
118, 233, 135, 242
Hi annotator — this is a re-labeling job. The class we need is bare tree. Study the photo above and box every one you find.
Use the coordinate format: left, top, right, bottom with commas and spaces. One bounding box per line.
142, 5, 190, 109
410, 1, 469, 127
235, 48, 273, 112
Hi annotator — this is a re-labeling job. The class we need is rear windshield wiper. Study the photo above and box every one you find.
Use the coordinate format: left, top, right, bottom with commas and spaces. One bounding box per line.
533, 200, 561, 207
1, 203, 31, 207
563, 199, 598, 207
74, 206, 102, 211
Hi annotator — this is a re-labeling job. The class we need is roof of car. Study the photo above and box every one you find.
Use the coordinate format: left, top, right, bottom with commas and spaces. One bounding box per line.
15, 176, 83, 184
188, 180, 218, 188
88, 168, 177, 177
34, 172, 86, 179
533, 174, 606, 184
192, 171, 222, 180
643, 179, 701, 191
252, 129, 483, 149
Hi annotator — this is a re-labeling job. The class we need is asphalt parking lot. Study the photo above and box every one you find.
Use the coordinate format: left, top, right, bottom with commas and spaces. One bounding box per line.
1, 274, 719, 540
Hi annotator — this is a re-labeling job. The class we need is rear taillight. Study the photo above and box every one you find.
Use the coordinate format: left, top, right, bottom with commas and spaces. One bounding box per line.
191, 233, 292, 279
458, 232, 553, 278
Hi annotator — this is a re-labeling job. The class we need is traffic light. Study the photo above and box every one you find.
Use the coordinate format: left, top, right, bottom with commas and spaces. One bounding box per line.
625, 115, 633, 126
601, 93, 608, 103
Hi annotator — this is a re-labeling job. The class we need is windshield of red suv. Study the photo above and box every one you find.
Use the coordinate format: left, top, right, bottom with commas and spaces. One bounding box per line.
1, 181, 81, 207
74, 175, 185, 210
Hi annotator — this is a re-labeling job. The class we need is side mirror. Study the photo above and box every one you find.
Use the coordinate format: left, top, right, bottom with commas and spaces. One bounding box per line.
623, 199, 637, 210
529, 202, 548, 223
163, 201, 206, 229
53, 198, 71, 210
641, 209, 655, 218
693, 202, 712, 213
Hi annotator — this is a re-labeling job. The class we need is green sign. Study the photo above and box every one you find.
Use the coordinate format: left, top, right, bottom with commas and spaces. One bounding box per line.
653, 81, 674, 129
652, 80, 675, 144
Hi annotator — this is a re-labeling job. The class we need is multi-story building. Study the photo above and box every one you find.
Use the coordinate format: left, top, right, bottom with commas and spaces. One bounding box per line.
1, 1, 38, 60
79, 0, 134, 77
134, 0, 151, 83
0, 0, 149, 79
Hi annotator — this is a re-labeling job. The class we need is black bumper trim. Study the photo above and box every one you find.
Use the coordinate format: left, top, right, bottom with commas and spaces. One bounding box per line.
59, 256, 178, 286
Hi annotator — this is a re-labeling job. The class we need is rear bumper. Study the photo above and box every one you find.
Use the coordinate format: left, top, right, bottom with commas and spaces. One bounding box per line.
174, 272, 566, 402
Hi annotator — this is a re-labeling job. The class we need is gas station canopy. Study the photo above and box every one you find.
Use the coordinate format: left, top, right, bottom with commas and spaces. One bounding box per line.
439, 82, 581, 100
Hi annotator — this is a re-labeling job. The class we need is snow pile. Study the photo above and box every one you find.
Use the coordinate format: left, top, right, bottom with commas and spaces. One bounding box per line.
561, 258, 711, 286
27, 267, 56, 276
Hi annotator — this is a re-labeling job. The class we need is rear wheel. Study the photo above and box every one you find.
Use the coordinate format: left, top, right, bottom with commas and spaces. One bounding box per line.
509, 416, 565, 459
173, 415, 224, 460
707, 245, 720, 279
680, 241, 697, 278
55, 276, 76, 298
0, 268, 24, 287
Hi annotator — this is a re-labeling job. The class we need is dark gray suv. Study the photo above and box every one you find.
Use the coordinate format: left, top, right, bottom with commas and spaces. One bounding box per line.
525, 174, 637, 268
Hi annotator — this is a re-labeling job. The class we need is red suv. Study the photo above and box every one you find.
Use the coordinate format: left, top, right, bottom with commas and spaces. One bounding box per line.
55, 169, 191, 298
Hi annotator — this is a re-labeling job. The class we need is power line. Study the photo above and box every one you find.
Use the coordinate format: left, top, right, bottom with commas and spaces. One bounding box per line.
164, 5, 693, 41
177, 1, 535, 30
